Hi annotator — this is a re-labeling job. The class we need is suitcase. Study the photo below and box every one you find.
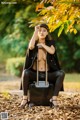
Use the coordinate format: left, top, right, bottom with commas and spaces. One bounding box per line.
28, 50, 54, 106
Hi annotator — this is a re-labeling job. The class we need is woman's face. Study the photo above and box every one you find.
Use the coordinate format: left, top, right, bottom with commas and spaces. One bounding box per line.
38, 27, 48, 39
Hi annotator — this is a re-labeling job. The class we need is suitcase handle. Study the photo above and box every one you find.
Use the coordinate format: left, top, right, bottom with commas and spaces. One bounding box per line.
35, 48, 49, 88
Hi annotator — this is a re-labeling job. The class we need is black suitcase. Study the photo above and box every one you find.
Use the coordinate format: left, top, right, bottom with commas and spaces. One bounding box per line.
29, 83, 54, 106
28, 51, 54, 106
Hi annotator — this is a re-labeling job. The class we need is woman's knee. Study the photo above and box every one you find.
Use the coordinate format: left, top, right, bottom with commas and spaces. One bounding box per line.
57, 70, 65, 78
22, 69, 30, 78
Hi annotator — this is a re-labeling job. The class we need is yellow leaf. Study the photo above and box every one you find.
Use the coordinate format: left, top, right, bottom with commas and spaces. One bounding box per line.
61, 15, 68, 22
36, 3, 44, 11
70, 28, 74, 33
2, 91, 11, 99
73, 29, 77, 34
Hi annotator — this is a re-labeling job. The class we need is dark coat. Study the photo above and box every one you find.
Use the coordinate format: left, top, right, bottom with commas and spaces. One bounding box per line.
20, 39, 64, 91
23, 39, 61, 71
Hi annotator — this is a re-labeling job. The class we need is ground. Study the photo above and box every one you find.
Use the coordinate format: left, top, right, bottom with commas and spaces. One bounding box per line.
0, 92, 80, 120
0, 70, 80, 120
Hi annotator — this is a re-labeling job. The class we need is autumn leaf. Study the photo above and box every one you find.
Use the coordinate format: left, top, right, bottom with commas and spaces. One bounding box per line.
31, 0, 80, 36
0, 93, 80, 119
36, 3, 44, 11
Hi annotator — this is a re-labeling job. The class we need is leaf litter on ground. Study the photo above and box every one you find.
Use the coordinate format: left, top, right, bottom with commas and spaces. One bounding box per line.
0, 92, 80, 120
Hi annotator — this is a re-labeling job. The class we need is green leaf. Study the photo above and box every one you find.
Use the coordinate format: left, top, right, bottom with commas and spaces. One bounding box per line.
73, 50, 80, 59
58, 24, 64, 37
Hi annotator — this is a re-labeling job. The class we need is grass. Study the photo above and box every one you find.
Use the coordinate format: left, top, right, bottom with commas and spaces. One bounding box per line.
65, 73, 80, 82
64, 73, 80, 91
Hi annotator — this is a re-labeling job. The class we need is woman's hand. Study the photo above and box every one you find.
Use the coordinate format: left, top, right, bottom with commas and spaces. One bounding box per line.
37, 43, 43, 48
37, 43, 55, 54
35, 25, 40, 33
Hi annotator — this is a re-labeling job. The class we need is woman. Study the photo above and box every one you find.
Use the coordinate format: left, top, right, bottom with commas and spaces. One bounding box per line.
20, 23, 65, 108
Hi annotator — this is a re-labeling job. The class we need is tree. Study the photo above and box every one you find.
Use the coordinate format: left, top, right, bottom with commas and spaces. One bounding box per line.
31, 0, 80, 37
30, 0, 80, 72
0, 0, 38, 61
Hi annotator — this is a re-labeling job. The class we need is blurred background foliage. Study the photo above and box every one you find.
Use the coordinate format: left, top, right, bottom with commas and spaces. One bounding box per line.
0, 0, 80, 76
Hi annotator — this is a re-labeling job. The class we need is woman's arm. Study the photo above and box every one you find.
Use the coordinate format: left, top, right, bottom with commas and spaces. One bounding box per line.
28, 25, 39, 50
37, 43, 55, 54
